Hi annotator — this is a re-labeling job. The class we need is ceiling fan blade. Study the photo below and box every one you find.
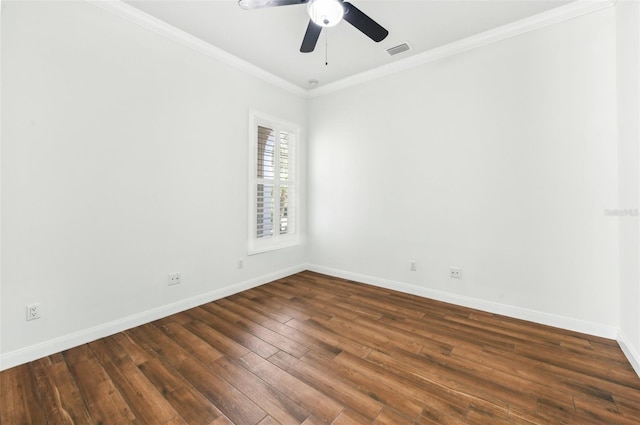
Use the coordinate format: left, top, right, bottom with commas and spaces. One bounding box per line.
342, 2, 388, 42
300, 20, 322, 53
238, 0, 308, 10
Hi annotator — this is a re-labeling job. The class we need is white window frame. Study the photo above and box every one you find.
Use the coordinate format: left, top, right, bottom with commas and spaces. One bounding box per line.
248, 110, 301, 254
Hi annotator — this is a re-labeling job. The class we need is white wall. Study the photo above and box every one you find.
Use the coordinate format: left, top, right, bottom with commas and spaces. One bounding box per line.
617, 0, 640, 374
1, 1, 307, 365
2, 0, 637, 372
308, 7, 620, 334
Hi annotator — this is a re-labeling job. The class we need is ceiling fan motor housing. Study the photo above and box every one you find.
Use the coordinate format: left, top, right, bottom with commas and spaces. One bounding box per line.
307, 0, 344, 27
237, 0, 388, 53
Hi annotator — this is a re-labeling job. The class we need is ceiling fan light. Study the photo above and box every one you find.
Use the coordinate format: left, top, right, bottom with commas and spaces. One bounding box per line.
307, 0, 344, 28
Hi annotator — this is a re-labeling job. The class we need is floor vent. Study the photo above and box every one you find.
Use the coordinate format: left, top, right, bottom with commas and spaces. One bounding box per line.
386, 42, 411, 56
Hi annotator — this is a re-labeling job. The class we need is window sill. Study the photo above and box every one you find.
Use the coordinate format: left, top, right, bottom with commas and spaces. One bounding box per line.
248, 237, 303, 255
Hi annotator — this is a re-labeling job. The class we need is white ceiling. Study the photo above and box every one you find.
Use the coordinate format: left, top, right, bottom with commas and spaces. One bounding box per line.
124, 0, 574, 89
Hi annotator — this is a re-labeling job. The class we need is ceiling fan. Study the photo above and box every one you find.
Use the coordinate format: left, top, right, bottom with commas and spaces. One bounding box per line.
238, 0, 389, 53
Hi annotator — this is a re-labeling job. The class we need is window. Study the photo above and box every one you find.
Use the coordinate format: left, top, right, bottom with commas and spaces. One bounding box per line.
249, 110, 301, 254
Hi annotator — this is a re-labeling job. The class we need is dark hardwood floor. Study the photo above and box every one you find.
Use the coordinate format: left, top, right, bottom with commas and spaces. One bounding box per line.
2, 271, 640, 424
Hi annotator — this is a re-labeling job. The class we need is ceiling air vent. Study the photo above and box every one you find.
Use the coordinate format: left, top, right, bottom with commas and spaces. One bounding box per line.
386, 42, 411, 56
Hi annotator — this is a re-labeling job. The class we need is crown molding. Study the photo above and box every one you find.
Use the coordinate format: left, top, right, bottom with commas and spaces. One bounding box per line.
86, 0, 307, 97
87, 0, 614, 99
308, 0, 617, 98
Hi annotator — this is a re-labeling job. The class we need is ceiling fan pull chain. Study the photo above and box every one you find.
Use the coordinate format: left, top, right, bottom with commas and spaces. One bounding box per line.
325, 29, 328, 65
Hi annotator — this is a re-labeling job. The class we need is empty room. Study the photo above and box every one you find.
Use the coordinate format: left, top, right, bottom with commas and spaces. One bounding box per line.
2, 0, 640, 423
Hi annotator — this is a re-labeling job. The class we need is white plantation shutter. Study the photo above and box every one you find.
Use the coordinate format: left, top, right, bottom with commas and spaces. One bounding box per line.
278, 130, 296, 235
256, 183, 274, 238
256, 126, 276, 239
249, 112, 300, 253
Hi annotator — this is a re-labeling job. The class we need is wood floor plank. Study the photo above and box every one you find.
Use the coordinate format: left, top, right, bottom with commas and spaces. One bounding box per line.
111, 331, 155, 365
373, 406, 417, 425
2, 271, 640, 425
446, 342, 575, 408
31, 357, 91, 425
201, 298, 310, 358
309, 316, 388, 352
200, 300, 248, 324
416, 393, 468, 425
233, 293, 294, 323
182, 318, 251, 360
268, 350, 384, 421
235, 318, 310, 358
187, 306, 279, 358
40, 355, 94, 425
128, 323, 268, 425
535, 396, 604, 425
345, 293, 427, 320
216, 297, 272, 324
615, 393, 640, 419
258, 415, 285, 425
573, 395, 640, 425
63, 345, 139, 424
284, 294, 354, 322
379, 315, 512, 355
286, 318, 372, 359
157, 321, 225, 366
239, 351, 344, 423
211, 355, 310, 425
254, 282, 297, 300
248, 287, 313, 321
212, 416, 235, 425
260, 318, 343, 359
0, 363, 47, 425
88, 337, 180, 425
302, 349, 426, 421
301, 415, 329, 425
329, 409, 370, 425
137, 357, 225, 425
369, 338, 540, 416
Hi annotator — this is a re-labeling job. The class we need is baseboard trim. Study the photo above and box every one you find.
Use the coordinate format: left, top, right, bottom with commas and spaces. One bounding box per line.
4, 264, 630, 374
306, 264, 619, 340
618, 331, 640, 378
0, 264, 306, 371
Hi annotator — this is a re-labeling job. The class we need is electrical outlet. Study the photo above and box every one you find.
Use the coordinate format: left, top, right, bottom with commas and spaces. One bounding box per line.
449, 266, 462, 279
26, 303, 40, 321
168, 272, 182, 286
237, 259, 244, 269
410, 260, 417, 271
